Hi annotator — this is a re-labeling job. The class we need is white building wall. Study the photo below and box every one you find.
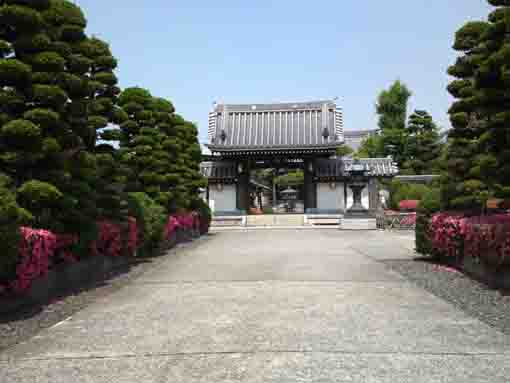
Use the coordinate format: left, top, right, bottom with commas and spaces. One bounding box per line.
317, 183, 345, 211
362, 186, 369, 209
209, 185, 237, 213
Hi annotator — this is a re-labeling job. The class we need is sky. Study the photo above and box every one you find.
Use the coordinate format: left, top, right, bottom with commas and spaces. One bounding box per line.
76, 0, 492, 143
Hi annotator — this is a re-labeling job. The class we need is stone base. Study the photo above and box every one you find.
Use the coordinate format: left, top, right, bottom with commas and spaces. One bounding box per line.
305, 214, 342, 226
344, 209, 373, 219
211, 215, 246, 227
341, 218, 377, 230
246, 214, 304, 227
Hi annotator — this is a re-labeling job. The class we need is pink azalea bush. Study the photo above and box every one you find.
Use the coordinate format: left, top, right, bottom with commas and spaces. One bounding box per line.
11, 227, 57, 293
428, 212, 510, 267
164, 216, 180, 240
176, 213, 195, 230
2, 212, 202, 296
429, 212, 467, 259
192, 212, 201, 231
55, 234, 79, 264
91, 221, 122, 257
127, 217, 139, 256
462, 215, 510, 267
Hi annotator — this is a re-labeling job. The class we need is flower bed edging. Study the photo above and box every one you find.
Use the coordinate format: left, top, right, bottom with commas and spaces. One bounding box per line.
461, 253, 510, 290
0, 227, 204, 315
0, 207, 210, 315
0, 255, 132, 315
176, 227, 193, 243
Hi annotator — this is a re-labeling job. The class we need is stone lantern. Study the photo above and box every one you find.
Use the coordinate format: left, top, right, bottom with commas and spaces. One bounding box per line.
345, 159, 370, 217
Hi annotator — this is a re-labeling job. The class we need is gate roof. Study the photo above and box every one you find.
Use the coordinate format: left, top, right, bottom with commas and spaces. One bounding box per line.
207, 100, 343, 155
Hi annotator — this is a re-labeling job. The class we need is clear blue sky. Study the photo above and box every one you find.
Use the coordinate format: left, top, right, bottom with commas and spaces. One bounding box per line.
77, 0, 491, 142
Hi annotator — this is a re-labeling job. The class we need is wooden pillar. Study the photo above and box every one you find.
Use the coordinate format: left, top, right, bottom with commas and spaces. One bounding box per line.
304, 159, 317, 212
236, 160, 250, 213
368, 178, 379, 213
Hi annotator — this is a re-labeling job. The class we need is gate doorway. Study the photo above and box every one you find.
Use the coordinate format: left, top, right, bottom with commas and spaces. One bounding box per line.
249, 168, 304, 215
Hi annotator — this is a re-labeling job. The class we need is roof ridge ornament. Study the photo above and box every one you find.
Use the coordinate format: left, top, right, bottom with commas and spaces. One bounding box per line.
220, 129, 227, 143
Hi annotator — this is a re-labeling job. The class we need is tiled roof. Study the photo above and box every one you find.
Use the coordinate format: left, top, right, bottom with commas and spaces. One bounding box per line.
343, 129, 378, 137
200, 161, 237, 180
343, 158, 398, 177
315, 157, 398, 179
207, 100, 343, 151
201, 158, 398, 181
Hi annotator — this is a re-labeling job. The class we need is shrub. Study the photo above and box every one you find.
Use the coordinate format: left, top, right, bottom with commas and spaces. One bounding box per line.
428, 212, 467, 263
163, 215, 179, 240
127, 217, 138, 256
127, 192, 166, 256
11, 227, 57, 293
263, 206, 274, 214
190, 198, 211, 234
426, 212, 510, 269
389, 180, 431, 210
91, 221, 122, 258
461, 215, 510, 267
17, 179, 63, 228
0, 175, 32, 286
415, 188, 441, 255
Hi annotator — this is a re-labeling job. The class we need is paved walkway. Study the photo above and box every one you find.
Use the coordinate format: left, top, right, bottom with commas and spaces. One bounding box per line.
2, 230, 509, 382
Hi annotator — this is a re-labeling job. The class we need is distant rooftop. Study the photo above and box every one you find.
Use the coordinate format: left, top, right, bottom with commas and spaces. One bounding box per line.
213, 100, 337, 113
200, 143, 211, 155
343, 129, 378, 151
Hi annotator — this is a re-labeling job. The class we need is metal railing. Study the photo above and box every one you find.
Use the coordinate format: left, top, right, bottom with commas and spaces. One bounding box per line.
376, 211, 416, 230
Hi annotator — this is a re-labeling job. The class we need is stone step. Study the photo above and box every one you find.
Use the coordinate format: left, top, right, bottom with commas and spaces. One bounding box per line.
305, 215, 342, 226
340, 218, 377, 230
246, 215, 304, 227
211, 216, 246, 227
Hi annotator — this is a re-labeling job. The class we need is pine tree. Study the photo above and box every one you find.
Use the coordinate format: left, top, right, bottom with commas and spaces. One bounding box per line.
42, 1, 123, 229
0, 0, 123, 232
171, 116, 205, 210
115, 87, 205, 213
375, 80, 412, 166
402, 110, 441, 175
0, 0, 69, 228
357, 135, 384, 158
475, 0, 510, 199
116, 87, 178, 210
445, 0, 510, 208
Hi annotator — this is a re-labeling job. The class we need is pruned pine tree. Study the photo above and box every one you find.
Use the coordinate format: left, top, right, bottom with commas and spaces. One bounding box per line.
444, 14, 492, 209
0, 0, 122, 233
117, 87, 177, 210
402, 110, 441, 175
475, 0, 510, 199
375, 80, 412, 166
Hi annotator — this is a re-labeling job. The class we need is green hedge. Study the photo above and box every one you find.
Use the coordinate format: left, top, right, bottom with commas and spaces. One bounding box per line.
0, 175, 32, 283
415, 188, 441, 255
127, 192, 166, 256
191, 198, 211, 233
389, 180, 432, 210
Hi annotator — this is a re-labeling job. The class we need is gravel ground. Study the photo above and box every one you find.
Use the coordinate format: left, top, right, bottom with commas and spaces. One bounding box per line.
0, 241, 198, 352
384, 257, 510, 335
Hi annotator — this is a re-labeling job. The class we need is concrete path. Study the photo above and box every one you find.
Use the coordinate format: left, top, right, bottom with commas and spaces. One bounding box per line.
2, 230, 509, 382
